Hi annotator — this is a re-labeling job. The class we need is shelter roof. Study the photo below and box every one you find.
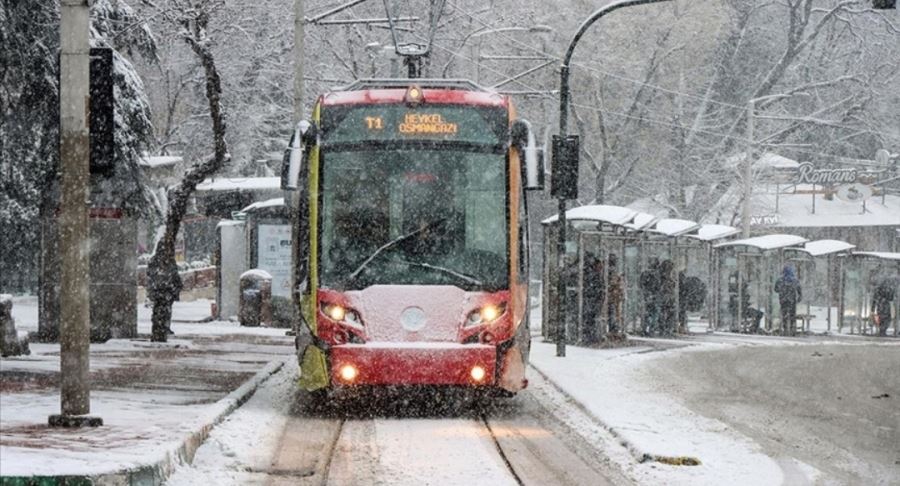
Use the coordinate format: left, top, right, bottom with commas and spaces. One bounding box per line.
196, 177, 281, 192
714, 234, 808, 250
623, 212, 659, 231
541, 205, 637, 226
139, 155, 182, 168
851, 251, 900, 261
215, 219, 245, 229
795, 239, 855, 257
650, 218, 701, 237
241, 197, 286, 213
687, 224, 740, 242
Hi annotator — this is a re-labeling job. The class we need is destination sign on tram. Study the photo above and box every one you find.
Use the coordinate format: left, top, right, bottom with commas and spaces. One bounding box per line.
322, 105, 506, 145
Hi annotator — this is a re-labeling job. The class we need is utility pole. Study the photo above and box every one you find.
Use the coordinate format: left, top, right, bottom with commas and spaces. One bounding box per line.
50, 0, 102, 428
294, 0, 304, 123
742, 100, 755, 238
290, 0, 305, 337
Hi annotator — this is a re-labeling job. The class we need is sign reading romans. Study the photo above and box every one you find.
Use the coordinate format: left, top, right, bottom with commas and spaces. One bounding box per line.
797, 162, 857, 184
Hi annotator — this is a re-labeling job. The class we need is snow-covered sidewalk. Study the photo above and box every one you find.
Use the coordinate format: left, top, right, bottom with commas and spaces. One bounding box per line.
0, 298, 294, 483
529, 339, 805, 485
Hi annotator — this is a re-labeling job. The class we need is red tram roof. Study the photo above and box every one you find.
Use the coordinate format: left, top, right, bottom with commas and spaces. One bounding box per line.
321, 88, 508, 108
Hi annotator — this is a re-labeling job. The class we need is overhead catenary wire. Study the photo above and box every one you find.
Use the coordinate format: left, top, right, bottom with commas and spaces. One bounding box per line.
417, 28, 892, 165
443, 0, 900, 143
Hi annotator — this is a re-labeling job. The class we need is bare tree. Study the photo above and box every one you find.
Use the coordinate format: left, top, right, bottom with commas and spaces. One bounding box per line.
142, 0, 230, 342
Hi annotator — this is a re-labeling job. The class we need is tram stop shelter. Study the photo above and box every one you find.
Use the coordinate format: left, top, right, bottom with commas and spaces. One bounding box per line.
839, 251, 900, 336
541, 205, 646, 344
783, 239, 855, 334
681, 224, 741, 332
713, 234, 809, 333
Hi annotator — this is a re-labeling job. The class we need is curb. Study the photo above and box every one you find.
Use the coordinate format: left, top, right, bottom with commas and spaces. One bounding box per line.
1, 359, 286, 486
528, 363, 701, 467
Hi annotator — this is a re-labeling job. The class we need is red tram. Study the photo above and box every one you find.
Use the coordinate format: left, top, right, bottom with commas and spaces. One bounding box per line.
281, 79, 543, 397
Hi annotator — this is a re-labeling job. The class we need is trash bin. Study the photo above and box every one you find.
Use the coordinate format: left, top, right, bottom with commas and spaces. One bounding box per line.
239, 269, 272, 327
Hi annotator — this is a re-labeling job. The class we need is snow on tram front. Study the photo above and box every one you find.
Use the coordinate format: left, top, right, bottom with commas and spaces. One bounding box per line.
280, 79, 544, 398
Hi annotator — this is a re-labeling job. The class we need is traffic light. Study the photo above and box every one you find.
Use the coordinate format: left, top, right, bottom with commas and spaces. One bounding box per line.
89, 47, 115, 175
551, 135, 579, 199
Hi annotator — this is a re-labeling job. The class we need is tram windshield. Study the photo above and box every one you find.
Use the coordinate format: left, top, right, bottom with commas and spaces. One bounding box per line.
320, 148, 508, 291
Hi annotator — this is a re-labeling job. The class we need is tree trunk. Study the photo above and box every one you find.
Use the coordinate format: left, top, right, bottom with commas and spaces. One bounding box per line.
147, 18, 229, 342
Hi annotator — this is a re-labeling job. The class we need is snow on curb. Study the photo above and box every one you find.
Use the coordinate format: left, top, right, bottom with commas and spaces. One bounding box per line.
529, 341, 785, 485
2, 359, 286, 486
528, 363, 667, 465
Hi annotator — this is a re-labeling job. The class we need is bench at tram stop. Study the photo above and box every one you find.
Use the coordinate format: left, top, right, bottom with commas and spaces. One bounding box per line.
1, 295, 30, 357
795, 313, 816, 334
239, 270, 273, 327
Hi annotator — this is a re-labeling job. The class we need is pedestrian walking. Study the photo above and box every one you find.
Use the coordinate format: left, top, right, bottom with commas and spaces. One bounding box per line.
775, 265, 802, 336
872, 275, 895, 337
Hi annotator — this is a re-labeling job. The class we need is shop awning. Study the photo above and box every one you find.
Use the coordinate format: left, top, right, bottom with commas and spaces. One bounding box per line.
714, 234, 808, 250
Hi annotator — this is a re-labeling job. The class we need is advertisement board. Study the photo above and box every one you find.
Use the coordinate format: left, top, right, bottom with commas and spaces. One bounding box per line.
257, 224, 292, 297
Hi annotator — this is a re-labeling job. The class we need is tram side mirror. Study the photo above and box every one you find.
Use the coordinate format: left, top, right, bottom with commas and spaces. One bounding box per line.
511, 119, 544, 191
281, 120, 317, 191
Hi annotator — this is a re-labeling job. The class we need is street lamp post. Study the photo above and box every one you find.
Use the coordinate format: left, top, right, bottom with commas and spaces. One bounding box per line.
554, 0, 672, 357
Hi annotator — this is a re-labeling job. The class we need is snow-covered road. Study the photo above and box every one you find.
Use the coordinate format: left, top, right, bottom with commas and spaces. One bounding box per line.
167, 366, 631, 486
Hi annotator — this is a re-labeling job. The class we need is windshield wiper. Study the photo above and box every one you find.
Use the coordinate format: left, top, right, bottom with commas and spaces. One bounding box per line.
399, 260, 483, 286
343, 218, 446, 286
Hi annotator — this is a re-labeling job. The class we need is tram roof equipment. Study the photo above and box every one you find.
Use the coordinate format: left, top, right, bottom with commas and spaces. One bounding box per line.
338, 78, 491, 92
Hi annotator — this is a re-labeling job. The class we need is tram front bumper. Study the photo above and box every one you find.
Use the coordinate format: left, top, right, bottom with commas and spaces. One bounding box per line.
329, 342, 496, 386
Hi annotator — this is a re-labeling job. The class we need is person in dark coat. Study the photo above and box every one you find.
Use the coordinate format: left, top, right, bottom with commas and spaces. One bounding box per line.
658, 259, 677, 335
872, 276, 895, 337
775, 265, 802, 336
639, 258, 661, 335
607, 254, 624, 335
581, 253, 605, 344
677, 272, 706, 334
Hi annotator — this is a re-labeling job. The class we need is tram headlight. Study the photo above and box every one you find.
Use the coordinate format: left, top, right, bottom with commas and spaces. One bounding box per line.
465, 303, 507, 327
470, 365, 487, 382
321, 303, 364, 330
339, 364, 358, 382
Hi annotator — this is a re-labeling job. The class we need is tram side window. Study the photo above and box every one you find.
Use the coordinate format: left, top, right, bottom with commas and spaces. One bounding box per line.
464, 156, 505, 256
